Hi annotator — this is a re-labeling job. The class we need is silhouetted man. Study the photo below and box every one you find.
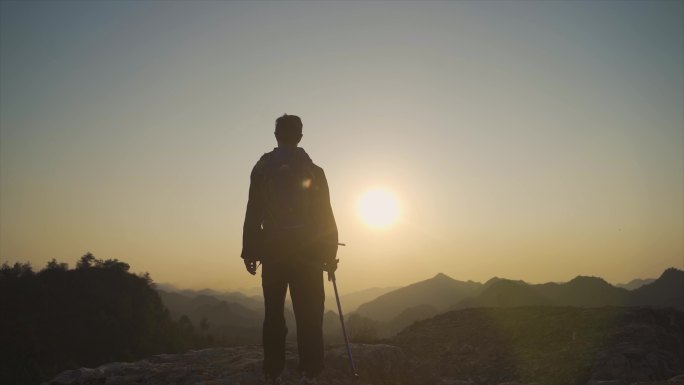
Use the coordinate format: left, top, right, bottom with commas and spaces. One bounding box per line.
242, 114, 338, 385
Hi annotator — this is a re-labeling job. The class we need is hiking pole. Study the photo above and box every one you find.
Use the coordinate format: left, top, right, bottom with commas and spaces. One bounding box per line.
329, 243, 359, 379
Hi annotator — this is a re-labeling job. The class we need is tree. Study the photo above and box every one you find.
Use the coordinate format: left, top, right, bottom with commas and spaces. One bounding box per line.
178, 315, 195, 333
76, 252, 98, 269
45, 259, 68, 271
200, 317, 210, 333
1, 255, 214, 385
0, 262, 34, 278
100, 259, 130, 272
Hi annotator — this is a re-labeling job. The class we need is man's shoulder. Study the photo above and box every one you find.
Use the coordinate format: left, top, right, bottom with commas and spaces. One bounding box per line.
252, 147, 326, 175
252, 151, 275, 173
310, 162, 325, 176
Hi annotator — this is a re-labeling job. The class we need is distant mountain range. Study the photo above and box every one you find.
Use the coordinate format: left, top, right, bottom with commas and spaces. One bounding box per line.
355, 273, 481, 322
157, 268, 683, 342
157, 289, 269, 344
158, 284, 396, 313
352, 268, 683, 335
156, 286, 389, 344
326, 286, 398, 313
615, 278, 656, 290
458, 268, 683, 310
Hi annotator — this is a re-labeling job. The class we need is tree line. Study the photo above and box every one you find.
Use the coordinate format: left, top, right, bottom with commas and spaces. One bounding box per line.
0, 253, 222, 385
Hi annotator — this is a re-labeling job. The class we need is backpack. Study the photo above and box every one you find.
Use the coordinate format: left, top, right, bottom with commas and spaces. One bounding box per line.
262, 154, 316, 232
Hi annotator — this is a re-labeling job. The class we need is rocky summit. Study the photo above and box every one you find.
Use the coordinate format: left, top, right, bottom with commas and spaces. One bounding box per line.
42, 341, 684, 385
42, 344, 411, 385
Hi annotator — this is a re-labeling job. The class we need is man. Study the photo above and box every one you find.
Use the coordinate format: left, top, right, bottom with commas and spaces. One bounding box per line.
242, 114, 339, 385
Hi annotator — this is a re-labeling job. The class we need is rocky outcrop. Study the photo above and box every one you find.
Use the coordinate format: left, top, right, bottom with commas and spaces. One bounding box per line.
391, 307, 684, 385
41, 341, 684, 385
42, 344, 411, 385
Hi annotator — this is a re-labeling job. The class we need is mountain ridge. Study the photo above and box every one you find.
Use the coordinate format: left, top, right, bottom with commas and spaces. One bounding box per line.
616, 277, 656, 290
156, 268, 683, 346
354, 267, 684, 329
355, 272, 482, 322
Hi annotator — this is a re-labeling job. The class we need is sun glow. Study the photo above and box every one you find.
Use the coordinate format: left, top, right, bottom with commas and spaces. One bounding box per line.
358, 188, 400, 229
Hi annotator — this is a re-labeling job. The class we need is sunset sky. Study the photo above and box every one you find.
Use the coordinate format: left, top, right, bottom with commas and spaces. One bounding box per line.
1, 1, 682, 293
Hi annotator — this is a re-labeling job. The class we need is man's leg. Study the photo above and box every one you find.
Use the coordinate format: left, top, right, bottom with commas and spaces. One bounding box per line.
262, 262, 289, 379
289, 262, 325, 377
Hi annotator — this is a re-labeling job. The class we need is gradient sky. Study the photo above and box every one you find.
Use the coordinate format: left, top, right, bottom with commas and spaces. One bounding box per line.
1, 1, 682, 293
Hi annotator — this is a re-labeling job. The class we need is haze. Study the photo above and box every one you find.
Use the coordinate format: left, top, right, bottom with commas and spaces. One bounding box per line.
1, 1, 682, 293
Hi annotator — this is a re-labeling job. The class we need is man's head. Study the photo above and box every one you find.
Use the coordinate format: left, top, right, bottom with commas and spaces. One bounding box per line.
275, 114, 303, 147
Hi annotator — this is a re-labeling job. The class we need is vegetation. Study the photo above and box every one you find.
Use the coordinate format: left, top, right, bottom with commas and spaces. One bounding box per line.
391, 306, 684, 385
346, 313, 381, 343
0, 253, 220, 385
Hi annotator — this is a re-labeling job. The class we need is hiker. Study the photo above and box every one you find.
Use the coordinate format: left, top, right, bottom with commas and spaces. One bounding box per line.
241, 114, 339, 385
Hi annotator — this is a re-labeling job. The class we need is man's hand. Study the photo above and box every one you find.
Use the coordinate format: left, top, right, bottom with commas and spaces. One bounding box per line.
323, 258, 338, 281
244, 259, 258, 275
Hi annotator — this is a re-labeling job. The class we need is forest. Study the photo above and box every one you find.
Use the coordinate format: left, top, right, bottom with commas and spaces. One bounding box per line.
0, 253, 219, 385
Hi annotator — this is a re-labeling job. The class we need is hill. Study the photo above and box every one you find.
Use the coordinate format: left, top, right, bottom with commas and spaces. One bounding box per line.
454, 269, 683, 311
157, 290, 262, 327
457, 276, 632, 309
541, 275, 631, 306
390, 306, 684, 385
631, 268, 684, 309
355, 273, 482, 321
385, 304, 440, 335
326, 286, 398, 313
616, 278, 656, 290
178, 288, 264, 311
349, 268, 683, 339
157, 287, 300, 345
458, 278, 552, 308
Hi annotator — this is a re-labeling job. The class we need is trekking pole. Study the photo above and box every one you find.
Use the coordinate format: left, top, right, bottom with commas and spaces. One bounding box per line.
330, 243, 359, 379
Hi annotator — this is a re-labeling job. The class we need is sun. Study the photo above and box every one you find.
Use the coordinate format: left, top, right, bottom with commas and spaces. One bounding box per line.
357, 188, 400, 229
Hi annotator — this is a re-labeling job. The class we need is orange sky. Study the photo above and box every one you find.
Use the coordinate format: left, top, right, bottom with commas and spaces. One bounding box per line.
1, 1, 682, 293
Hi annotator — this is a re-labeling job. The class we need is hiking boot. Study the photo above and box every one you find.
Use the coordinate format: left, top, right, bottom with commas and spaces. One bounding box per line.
299, 375, 317, 385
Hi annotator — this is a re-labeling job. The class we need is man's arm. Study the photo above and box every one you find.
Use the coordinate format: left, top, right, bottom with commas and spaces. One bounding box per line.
242, 161, 265, 266
314, 168, 339, 265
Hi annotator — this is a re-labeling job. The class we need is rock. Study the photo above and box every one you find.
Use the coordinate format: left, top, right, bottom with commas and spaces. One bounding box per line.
322, 343, 409, 385
630, 374, 684, 384
495, 383, 540, 385
440, 379, 475, 385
